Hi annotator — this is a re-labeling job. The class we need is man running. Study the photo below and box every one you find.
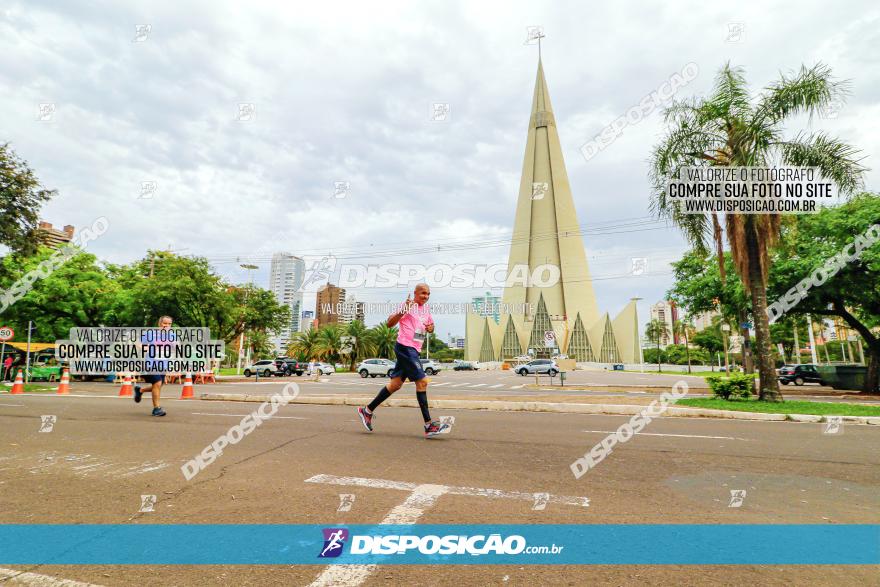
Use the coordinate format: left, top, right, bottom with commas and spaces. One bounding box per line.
133, 315, 175, 417
358, 283, 449, 438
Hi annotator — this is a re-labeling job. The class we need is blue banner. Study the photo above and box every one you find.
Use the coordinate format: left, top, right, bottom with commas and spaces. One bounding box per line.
0, 525, 876, 565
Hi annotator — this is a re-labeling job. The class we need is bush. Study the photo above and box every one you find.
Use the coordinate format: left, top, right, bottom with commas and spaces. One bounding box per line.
706, 373, 756, 400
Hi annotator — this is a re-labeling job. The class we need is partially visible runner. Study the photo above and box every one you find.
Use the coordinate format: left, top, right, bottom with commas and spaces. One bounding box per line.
357, 283, 450, 438
133, 315, 175, 417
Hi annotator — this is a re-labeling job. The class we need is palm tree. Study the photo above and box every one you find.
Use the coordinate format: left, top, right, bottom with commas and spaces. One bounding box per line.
315, 324, 345, 364
645, 319, 669, 373
650, 63, 865, 401
344, 320, 375, 371
673, 319, 694, 373
286, 328, 320, 361
368, 323, 398, 360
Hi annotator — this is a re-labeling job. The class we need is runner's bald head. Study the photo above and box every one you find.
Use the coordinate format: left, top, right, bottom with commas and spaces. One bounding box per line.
414, 283, 431, 303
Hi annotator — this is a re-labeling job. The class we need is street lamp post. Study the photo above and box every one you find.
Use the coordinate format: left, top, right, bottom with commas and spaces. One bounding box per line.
237, 264, 259, 375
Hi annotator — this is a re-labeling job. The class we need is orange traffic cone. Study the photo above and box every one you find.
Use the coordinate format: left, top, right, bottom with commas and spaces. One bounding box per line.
118, 373, 133, 397
180, 373, 194, 399
10, 369, 24, 394
56, 368, 71, 394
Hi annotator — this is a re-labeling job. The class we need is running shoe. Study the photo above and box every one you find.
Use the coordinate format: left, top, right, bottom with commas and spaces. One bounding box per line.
151, 407, 166, 417
424, 420, 449, 438
357, 406, 373, 431
133, 385, 143, 403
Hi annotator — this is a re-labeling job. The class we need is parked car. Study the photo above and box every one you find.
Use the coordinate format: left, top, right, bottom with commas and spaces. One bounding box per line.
315, 362, 335, 375
243, 360, 278, 378
357, 358, 395, 378
778, 364, 824, 386
515, 359, 559, 376
274, 357, 306, 376
419, 359, 442, 375
453, 361, 479, 371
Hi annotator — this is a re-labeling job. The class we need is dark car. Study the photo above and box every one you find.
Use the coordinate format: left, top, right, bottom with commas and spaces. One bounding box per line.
778, 364, 824, 386
274, 357, 306, 376
453, 362, 479, 371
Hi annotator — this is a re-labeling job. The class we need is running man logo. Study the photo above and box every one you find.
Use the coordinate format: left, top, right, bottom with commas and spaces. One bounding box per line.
823, 416, 844, 435
319, 528, 349, 558
301, 256, 337, 292
728, 489, 747, 508
39, 415, 57, 433
139, 494, 157, 513
337, 494, 356, 512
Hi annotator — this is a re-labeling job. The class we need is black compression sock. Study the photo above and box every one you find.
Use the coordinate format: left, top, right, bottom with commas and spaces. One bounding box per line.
367, 387, 392, 412
416, 391, 431, 423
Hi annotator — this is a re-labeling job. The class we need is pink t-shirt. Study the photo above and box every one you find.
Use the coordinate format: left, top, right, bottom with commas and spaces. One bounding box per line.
396, 302, 433, 352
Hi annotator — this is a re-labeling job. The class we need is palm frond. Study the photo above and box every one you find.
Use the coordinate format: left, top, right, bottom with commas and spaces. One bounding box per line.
754, 63, 849, 125
776, 132, 867, 195
707, 62, 751, 121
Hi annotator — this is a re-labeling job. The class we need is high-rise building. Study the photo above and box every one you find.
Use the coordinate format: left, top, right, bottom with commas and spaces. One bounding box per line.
471, 292, 501, 324
269, 253, 305, 353
36, 222, 75, 249
650, 300, 679, 348
301, 310, 315, 332
317, 283, 346, 327
340, 293, 365, 325
465, 58, 639, 363
449, 336, 466, 349
691, 309, 720, 332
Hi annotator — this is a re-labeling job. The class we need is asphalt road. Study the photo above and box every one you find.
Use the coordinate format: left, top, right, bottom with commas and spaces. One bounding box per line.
1, 392, 877, 586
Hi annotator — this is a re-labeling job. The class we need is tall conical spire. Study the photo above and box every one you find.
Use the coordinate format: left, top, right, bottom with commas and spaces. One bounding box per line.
501, 58, 600, 330
466, 57, 638, 364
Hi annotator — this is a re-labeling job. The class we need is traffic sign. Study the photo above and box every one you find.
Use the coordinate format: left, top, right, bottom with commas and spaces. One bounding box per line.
544, 330, 556, 348
0, 327, 13, 341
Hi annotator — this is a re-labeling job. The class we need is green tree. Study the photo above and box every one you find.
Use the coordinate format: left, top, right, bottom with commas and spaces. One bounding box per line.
650, 63, 866, 400
421, 332, 447, 358
344, 320, 375, 371
0, 143, 56, 257
0, 247, 118, 340
644, 319, 669, 372
692, 329, 724, 371
286, 328, 320, 361
766, 193, 880, 392
315, 324, 345, 364
672, 320, 694, 372
108, 253, 288, 345
368, 323, 398, 359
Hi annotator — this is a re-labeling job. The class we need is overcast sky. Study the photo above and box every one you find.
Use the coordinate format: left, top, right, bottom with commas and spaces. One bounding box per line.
2, 0, 878, 338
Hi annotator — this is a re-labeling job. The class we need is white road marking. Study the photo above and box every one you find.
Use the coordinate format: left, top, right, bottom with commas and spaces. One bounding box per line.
469, 383, 488, 388
0, 403, 25, 407
488, 384, 505, 389
306, 475, 587, 586
451, 383, 471, 387
0, 567, 104, 586
191, 412, 307, 420
511, 384, 526, 389
308, 484, 447, 587
431, 382, 451, 387
582, 430, 750, 440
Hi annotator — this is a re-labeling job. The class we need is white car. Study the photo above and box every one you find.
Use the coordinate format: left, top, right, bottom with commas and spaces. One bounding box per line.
243, 360, 277, 378
419, 359, 442, 375
315, 362, 334, 375
357, 358, 395, 378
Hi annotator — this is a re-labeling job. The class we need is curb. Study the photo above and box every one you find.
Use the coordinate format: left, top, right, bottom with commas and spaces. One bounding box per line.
199, 393, 880, 424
